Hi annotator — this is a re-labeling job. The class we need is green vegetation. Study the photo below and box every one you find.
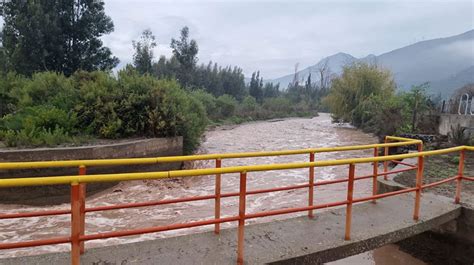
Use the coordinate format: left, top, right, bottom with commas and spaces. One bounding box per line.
448, 124, 471, 145
1, 1, 118, 76
0, 71, 207, 153
324, 63, 437, 137
0, 2, 323, 152
0, 25, 321, 151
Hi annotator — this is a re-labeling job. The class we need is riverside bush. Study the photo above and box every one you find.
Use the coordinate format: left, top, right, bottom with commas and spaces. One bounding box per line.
324, 63, 437, 137
216, 94, 238, 118
0, 70, 207, 153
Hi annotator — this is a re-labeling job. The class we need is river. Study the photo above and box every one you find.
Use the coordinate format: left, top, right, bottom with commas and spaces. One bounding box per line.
0, 113, 425, 264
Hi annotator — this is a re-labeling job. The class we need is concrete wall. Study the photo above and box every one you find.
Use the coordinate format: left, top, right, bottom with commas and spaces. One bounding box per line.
377, 178, 474, 264
0, 137, 183, 205
438, 114, 474, 135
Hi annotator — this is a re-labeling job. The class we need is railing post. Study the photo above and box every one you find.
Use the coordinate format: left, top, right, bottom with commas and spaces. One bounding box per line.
215, 159, 222, 234
345, 164, 355, 240
237, 171, 247, 265
308, 152, 315, 218
71, 183, 81, 265
78, 166, 86, 254
417, 143, 423, 155
372, 147, 378, 204
413, 149, 424, 221
383, 138, 389, 180
455, 150, 465, 204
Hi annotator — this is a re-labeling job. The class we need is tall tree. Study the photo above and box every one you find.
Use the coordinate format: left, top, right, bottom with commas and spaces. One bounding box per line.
405, 83, 430, 132
263, 82, 280, 98
324, 62, 396, 123
249, 71, 263, 103
305, 73, 312, 95
1, 0, 118, 76
133, 29, 157, 75
170, 26, 198, 87
0, 31, 6, 74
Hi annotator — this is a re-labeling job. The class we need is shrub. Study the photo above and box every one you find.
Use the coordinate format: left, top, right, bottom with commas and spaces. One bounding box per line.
189, 89, 218, 118
448, 124, 470, 145
239, 96, 258, 114
0, 105, 78, 147
0, 72, 24, 116
262, 97, 292, 113
0, 70, 208, 152
178, 95, 207, 153
216, 94, 238, 118
11, 72, 78, 111
323, 62, 395, 123
73, 71, 123, 137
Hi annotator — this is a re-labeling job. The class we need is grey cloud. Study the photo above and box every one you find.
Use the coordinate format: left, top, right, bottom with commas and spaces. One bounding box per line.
2, 1, 473, 79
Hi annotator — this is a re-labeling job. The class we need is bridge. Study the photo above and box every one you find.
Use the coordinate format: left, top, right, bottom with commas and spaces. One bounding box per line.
0, 136, 472, 264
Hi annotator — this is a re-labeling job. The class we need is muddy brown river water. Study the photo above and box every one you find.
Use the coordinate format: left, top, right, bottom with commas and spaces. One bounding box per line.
0, 113, 425, 264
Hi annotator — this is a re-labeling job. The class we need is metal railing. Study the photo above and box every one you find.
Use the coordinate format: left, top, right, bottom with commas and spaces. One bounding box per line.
440, 93, 473, 115
0, 136, 472, 265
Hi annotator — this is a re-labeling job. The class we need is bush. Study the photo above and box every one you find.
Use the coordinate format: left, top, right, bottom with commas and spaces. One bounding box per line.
448, 124, 470, 145
1, 126, 75, 147
177, 95, 207, 153
0, 105, 78, 147
322, 63, 437, 137
216, 94, 238, 118
240, 96, 258, 113
73, 71, 123, 138
0, 70, 208, 153
0, 72, 24, 116
189, 89, 218, 118
262, 97, 292, 113
12, 72, 78, 111
324, 62, 395, 123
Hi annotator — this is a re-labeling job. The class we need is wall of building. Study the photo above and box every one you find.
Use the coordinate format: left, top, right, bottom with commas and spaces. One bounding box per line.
438, 114, 474, 136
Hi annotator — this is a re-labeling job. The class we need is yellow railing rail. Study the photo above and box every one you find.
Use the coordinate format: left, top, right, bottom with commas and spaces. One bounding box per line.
0, 138, 421, 170
0, 136, 472, 265
0, 143, 471, 188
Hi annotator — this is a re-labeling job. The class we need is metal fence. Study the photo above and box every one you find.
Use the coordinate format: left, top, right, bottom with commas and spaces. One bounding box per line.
0, 136, 472, 265
440, 93, 474, 115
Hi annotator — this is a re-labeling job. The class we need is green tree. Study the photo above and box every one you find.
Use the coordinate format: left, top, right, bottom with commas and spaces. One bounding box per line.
1, 0, 118, 76
170, 26, 198, 87
324, 62, 396, 123
249, 71, 263, 103
133, 29, 157, 75
0, 31, 6, 74
404, 84, 430, 132
263, 82, 280, 98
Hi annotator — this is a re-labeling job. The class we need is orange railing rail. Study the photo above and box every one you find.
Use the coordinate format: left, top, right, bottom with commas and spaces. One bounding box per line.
0, 136, 472, 265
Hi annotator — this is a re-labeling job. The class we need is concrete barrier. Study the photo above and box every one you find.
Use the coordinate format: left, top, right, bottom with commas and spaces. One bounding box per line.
377, 170, 474, 264
0, 137, 183, 205
438, 114, 474, 136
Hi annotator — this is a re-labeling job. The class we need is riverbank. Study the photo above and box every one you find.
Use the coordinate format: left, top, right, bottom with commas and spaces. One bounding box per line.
205, 111, 318, 131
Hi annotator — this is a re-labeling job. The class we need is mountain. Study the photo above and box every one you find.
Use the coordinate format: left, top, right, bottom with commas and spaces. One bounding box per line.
268, 30, 474, 97
429, 66, 474, 97
270, 52, 357, 88
376, 29, 474, 91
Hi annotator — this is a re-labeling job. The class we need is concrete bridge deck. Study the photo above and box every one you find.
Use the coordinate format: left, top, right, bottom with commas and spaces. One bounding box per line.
1, 192, 461, 265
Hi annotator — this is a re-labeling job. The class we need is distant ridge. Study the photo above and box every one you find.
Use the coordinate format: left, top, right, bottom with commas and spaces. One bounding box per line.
268, 29, 474, 97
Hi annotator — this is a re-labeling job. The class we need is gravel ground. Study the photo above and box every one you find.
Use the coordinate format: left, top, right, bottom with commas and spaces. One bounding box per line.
394, 150, 474, 201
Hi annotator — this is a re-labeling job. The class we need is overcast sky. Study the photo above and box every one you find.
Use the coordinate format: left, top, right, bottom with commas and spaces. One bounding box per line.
5, 1, 473, 79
